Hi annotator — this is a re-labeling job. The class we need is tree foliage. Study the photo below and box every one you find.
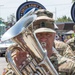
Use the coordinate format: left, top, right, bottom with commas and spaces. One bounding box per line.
72, 0, 75, 2
0, 18, 4, 22
56, 16, 72, 22
7, 13, 16, 24
0, 13, 16, 28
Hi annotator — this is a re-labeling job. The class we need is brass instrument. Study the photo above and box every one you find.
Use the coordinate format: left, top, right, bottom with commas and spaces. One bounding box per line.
1, 9, 58, 75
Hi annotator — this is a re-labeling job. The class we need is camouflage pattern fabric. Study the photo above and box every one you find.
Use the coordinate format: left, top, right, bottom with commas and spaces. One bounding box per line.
66, 37, 75, 51
3, 53, 75, 75
58, 60, 75, 75
50, 54, 58, 71
50, 53, 75, 75
54, 40, 75, 59
2, 40, 75, 75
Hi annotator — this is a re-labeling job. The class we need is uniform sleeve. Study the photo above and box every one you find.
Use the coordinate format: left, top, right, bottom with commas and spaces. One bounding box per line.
54, 40, 74, 59
58, 60, 75, 75
66, 37, 75, 51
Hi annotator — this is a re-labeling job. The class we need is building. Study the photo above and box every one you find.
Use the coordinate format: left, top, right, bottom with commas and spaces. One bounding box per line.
56, 22, 75, 35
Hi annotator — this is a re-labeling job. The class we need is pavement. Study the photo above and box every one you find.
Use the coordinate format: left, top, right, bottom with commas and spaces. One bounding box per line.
0, 57, 7, 75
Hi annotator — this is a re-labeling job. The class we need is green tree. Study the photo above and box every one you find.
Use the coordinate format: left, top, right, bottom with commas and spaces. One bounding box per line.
72, 0, 75, 2
56, 16, 72, 22
7, 13, 16, 24
0, 17, 4, 22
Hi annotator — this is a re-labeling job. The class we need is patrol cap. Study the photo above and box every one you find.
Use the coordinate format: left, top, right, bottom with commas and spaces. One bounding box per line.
35, 9, 53, 20
33, 9, 56, 33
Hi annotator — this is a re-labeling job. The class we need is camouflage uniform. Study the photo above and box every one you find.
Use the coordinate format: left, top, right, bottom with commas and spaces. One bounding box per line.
3, 52, 75, 75
50, 51, 75, 75
54, 40, 75, 59
54, 40, 75, 74
66, 37, 75, 51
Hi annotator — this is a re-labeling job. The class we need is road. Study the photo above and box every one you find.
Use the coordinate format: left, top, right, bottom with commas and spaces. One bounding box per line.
0, 57, 7, 75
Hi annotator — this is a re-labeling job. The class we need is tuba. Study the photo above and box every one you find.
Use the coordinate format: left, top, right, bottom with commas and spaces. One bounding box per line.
1, 8, 58, 75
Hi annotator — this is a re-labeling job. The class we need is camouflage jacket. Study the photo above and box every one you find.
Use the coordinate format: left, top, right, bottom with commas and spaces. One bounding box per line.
66, 37, 75, 51
50, 53, 75, 75
3, 52, 75, 75
54, 40, 75, 59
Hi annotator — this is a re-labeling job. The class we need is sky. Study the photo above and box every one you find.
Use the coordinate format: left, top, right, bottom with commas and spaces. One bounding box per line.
0, 0, 73, 21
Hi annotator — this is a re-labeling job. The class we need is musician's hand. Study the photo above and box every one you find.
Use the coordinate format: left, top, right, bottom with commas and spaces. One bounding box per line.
14, 51, 28, 69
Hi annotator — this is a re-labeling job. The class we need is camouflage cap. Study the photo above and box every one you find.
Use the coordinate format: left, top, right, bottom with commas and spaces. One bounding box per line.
33, 9, 56, 33
35, 9, 53, 18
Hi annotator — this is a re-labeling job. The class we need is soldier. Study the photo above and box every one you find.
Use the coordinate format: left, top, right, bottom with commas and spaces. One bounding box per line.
33, 9, 75, 75
2, 9, 75, 75
66, 37, 75, 51
66, 25, 75, 51
34, 9, 75, 58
